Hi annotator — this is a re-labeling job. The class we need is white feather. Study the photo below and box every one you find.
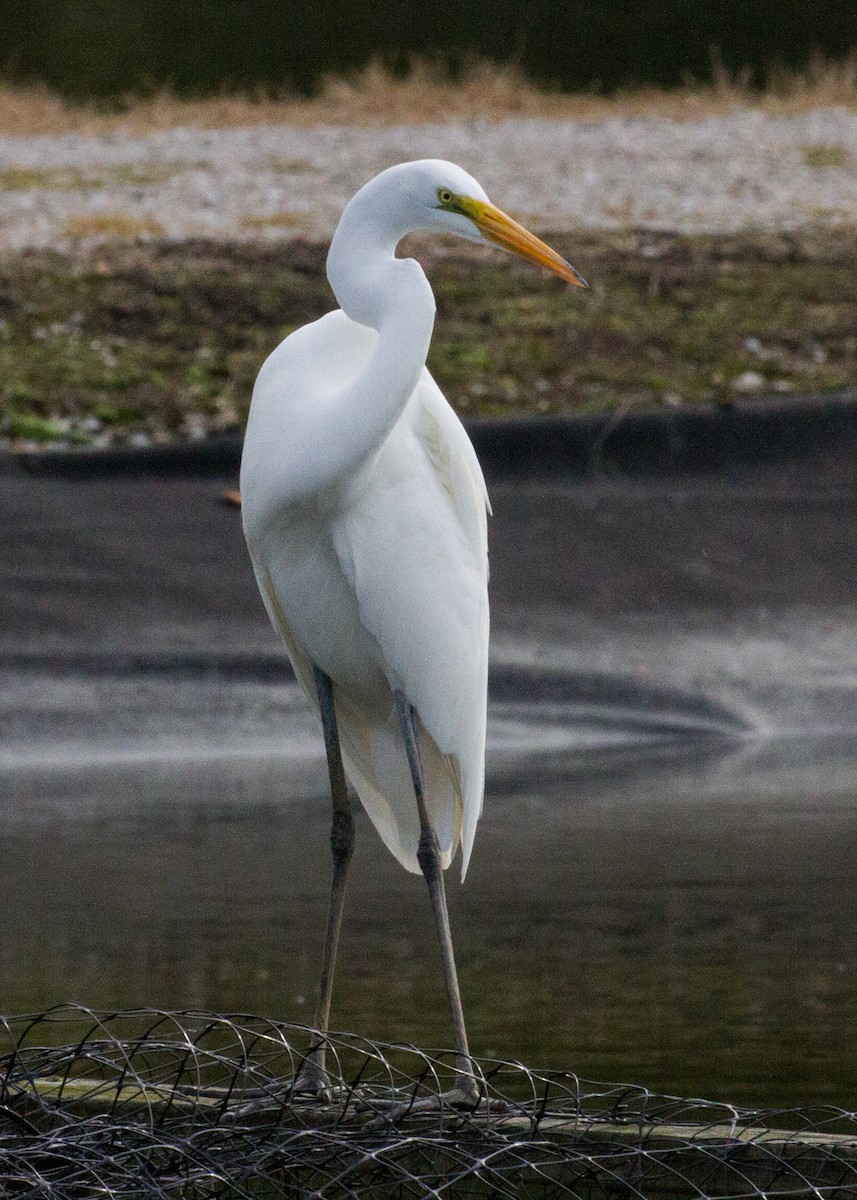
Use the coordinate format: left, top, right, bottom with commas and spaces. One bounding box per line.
242, 304, 489, 878
241, 159, 581, 886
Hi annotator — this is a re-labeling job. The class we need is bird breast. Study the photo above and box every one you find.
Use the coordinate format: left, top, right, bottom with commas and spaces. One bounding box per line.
252, 497, 392, 715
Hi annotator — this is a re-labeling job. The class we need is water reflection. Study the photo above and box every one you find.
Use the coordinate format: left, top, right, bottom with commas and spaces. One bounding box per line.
2, 730, 855, 1111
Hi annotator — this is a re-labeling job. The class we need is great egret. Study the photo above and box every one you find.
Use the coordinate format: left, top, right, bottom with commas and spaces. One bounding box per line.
240, 159, 586, 1106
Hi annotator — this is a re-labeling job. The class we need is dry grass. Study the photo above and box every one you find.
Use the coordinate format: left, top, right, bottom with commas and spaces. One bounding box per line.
1, 54, 856, 136
64, 213, 166, 239
239, 211, 303, 230
0, 163, 191, 190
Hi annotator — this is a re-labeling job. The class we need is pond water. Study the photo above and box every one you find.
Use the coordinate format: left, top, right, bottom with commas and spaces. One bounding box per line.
3, 691, 855, 1113
3, 462, 857, 1114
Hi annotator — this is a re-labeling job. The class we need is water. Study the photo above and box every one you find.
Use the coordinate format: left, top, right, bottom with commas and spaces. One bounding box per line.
3, 697, 855, 1112
3, 461, 857, 1113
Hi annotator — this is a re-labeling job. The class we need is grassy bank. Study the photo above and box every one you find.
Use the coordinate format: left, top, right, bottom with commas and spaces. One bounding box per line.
1, 228, 854, 449
2, 55, 857, 135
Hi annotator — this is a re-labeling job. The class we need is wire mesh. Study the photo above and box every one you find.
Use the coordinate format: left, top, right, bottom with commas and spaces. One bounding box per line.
1, 1006, 855, 1198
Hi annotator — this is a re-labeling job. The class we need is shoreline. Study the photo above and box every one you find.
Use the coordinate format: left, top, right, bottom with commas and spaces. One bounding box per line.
9, 387, 857, 479
1, 228, 854, 450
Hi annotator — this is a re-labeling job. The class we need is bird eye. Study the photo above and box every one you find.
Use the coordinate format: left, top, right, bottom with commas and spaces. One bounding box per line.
438, 188, 455, 205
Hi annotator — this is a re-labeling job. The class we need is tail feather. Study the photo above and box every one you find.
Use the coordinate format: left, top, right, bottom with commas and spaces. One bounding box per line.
335, 689, 462, 873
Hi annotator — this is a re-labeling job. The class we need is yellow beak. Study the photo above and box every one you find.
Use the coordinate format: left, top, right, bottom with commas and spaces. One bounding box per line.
460, 198, 588, 288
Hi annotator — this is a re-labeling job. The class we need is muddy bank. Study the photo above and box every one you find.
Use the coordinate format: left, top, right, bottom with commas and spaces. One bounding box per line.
2, 228, 854, 448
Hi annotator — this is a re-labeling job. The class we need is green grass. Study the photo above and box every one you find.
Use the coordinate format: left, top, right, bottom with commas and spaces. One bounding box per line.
802, 144, 850, 169
0, 229, 855, 446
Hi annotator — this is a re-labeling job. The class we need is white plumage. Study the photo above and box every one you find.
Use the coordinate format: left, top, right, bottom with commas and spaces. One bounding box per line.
242, 310, 490, 877
239, 159, 585, 1096
241, 158, 585, 879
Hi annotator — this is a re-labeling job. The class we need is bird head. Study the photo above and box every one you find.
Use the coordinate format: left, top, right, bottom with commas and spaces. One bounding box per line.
382, 159, 588, 289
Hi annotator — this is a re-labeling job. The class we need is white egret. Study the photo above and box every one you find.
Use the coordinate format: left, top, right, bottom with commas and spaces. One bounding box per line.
240, 159, 586, 1106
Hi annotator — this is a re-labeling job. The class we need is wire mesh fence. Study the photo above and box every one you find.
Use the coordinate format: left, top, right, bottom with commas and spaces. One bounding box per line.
1, 1005, 855, 1198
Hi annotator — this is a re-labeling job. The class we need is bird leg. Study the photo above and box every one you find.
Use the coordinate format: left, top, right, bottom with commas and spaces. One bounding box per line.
294, 665, 355, 1098
393, 690, 481, 1110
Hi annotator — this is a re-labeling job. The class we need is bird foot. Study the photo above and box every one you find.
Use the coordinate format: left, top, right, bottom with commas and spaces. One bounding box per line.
219, 1067, 337, 1122
361, 1081, 506, 1127
290, 1063, 334, 1104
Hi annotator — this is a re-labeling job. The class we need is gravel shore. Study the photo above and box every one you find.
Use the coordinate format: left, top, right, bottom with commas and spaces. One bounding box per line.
1, 108, 856, 252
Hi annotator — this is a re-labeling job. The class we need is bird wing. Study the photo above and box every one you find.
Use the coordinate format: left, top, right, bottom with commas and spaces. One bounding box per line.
330, 369, 490, 878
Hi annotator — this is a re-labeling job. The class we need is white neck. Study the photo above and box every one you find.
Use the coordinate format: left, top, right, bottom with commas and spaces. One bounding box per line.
241, 179, 438, 524
327, 182, 435, 331
319, 184, 437, 474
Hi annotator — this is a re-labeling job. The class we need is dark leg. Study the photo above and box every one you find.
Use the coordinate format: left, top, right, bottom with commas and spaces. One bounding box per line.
394, 690, 479, 1107
296, 665, 355, 1095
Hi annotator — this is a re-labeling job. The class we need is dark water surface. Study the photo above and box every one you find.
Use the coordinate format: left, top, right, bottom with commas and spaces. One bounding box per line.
3, 726, 856, 1112
2, 453, 857, 1112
